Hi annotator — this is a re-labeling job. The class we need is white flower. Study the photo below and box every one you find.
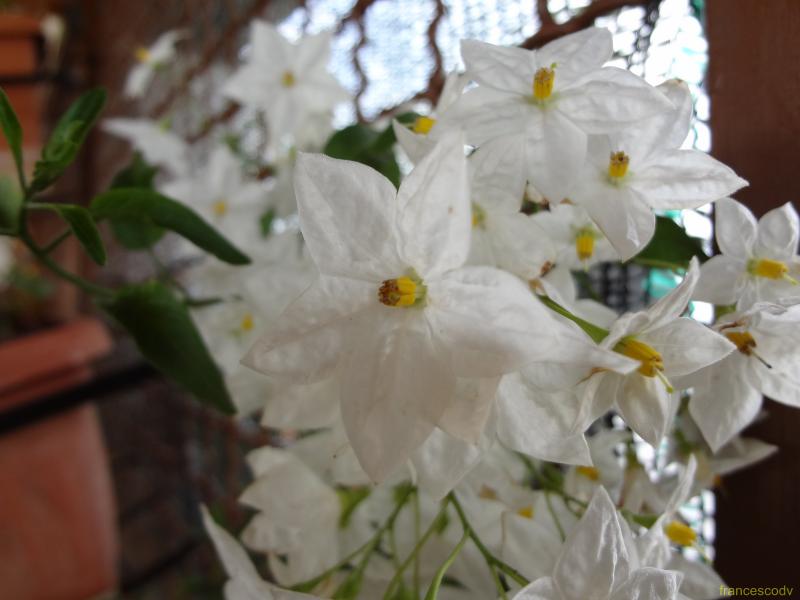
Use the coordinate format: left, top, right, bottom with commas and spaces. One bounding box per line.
693, 198, 800, 309
223, 21, 349, 143
244, 134, 648, 481
680, 300, 800, 451
443, 27, 670, 205
392, 70, 468, 164
124, 30, 185, 99
575, 259, 735, 446
160, 145, 267, 246
102, 118, 189, 176
570, 80, 747, 260
512, 487, 682, 600
532, 202, 619, 270
201, 504, 324, 599
466, 136, 556, 280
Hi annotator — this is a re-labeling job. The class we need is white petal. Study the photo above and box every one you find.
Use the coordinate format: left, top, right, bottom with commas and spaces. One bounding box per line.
558, 68, 672, 134
553, 487, 630, 600
339, 312, 454, 481
294, 153, 403, 280
537, 27, 613, 86
439, 376, 501, 443
688, 355, 762, 452
480, 212, 556, 279
392, 119, 435, 165
573, 178, 655, 261
755, 201, 800, 260
294, 30, 333, 73
573, 372, 620, 433
639, 318, 734, 378
643, 257, 700, 331
714, 197, 757, 259
513, 577, 560, 600
501, 514, 561, 580
667, 554, 723, 600
616, 374, 677, 447
201, 505, 267, 594
442, 88, 530, 147
395, 131, 470, 276
251, 20, 291, 69
460, 39, 534, 95
496, 374, 592, 465
633, 150, 748, 210
609, 567, 682, 600
750, 356, 800, 407
411, 428, 485, 500
260, 379, 340, 430
693, 254, 746, 306
470, 135, 527, 214
242, 276, 373, 382
124, 63, 152, 98
527, 109, 585, 203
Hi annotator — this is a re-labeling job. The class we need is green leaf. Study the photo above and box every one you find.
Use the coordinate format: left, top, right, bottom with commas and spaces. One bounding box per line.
102, 281, 234, 413
90, 188, 250, 264
107, 153, 165, 249
30, 88, 107, 193
0, 176, 22, 233
324, 122, 403, 187
259, 207, 275, 238
633, 216, 709, 271
55, 205, 106, 265
0, 87, 25, 188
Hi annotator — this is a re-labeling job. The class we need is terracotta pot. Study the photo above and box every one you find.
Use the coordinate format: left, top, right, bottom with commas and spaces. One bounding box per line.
0, 318, 119, 599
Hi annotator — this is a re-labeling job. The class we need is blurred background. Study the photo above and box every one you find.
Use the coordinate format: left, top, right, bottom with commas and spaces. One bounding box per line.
0, 0, 797, 598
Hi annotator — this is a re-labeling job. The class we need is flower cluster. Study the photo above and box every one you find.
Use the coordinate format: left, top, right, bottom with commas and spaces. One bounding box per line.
107, 22, 798, 600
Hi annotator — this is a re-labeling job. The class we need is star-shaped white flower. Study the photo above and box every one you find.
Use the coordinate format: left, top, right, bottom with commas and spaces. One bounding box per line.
160, 145, 267, 246
570, 80, 747, 260
124, 30, 185, 99
223, 21, 350, 144
694, 198, 800, 309
512, 487, 682, 600
442, 27, 671, 205
678, 300, 800, 451
243, 134, 616, 481
102, 118, 189, 176
574, 259, 735, 446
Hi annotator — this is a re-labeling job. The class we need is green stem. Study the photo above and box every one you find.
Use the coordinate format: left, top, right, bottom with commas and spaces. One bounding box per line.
423, 529, 469, 600
537, 295, 609, 344
292, 486, 415, 594
447, 493, 529, 588
383, 498, 447, 599
41, 228, 72, 254
544, 492, 565, 541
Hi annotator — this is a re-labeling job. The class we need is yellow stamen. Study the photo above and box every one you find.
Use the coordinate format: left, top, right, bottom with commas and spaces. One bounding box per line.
576, 466, 600, 481
378, 276, 422, 307
281, 70, 296, 87
614, 337, 664, 378
724, 330, 773, 368
412, 116, 436, 135
240, 313, 254, 332
533, 66, 555, 100
212, 200, 228, 217
135, 47, 151, 63
608, 151, 630, 180
472, 203, 487, 229
664, 520, 697, 547
575, 230, 596, 261
517, 505, 534, 519
747, 258, 796, 284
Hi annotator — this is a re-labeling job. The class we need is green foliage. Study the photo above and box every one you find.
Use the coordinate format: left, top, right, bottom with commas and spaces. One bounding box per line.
323, 115, 418, 188
0, 87, 25, 188
91, 188, 250, 264
259, 207, 276, 238
54, 205, 106, 265
102, 281, 234, 414
108, 153, 166, 249
0, 177, 22, 234
30, 88, 107, 193
337, 486, 371, 529
634, 216, 709, 271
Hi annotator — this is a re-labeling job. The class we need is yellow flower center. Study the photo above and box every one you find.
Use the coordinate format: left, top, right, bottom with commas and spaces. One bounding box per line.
240, 313, 255, 332
212, 199, 228, 217
412, 116, 436, 135
575, 228, 598, 261
725, 330, 756, 355
576, 466, 600, 481
281, 70, 296, 87
614, 337, 663, 377
472, 203, 487, 229
135, 47, 152, 63
747, 257, 795, 282
378, 276, 424, 307
517, 505, 534, 519
533, 66, 555, 100
664, 520, 697, 547
608, 151, 630, 181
